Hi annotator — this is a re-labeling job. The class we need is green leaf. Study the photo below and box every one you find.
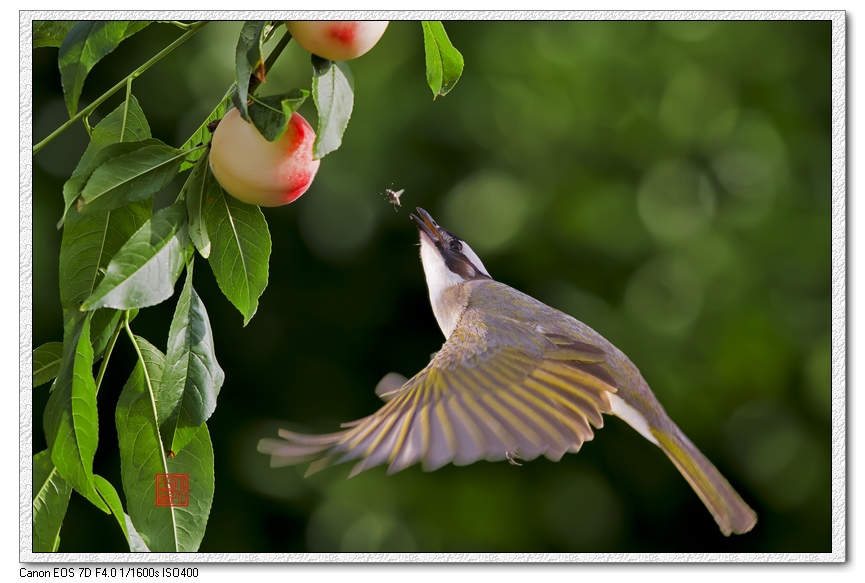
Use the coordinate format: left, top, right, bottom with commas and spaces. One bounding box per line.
179, 85, 234, 172
59, 202, 152, 324
62, 139, 161, 227
34, 21, 77, 49
116, 337, 214, 552
125, 514, 151, 552
160, 261, 225, 454
311, 57, 354, 159
58, 91, 153, 357
82, 203, 188, 311
79, 144, 187, 215
59, 100, 154, 352
249, 90, 310, 141
92, 476, 128, 540
60, 98, 154, 312
60, 96, 152, 227
181, 153, 218, 258
86, 95, 152, 159
204, 184, 271, 325
32, 450, 73, 552
421, 21, 464, 98
59, 21, 150, 116
92, 475, 150, 552
59, 204, 152, 360
232, 21, 267, 121
33, 342, 64, 388
89, 309, 124, 362
43, 314, 109, 514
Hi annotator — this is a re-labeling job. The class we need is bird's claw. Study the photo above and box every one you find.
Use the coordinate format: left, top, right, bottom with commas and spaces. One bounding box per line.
506, 450, 523, 466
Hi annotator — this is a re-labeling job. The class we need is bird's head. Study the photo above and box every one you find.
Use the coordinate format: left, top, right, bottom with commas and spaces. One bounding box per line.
410, 208, 491, 337
411, 207, 491, 285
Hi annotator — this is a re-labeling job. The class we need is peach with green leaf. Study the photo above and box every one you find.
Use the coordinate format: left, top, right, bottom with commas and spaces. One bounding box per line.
209, 108, 320, 207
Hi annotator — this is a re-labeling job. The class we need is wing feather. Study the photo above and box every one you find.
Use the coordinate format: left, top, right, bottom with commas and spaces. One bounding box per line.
504, 385, 581, 460
458, 391, 518, 458
258, 291, 620, 476
386, 384, 426, 474
424, 399, 457, 471
521, 377, 595, 442
445, 395, 487, 465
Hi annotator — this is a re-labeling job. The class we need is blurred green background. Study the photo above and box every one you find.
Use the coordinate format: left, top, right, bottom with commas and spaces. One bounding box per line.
31, 20, 832, 554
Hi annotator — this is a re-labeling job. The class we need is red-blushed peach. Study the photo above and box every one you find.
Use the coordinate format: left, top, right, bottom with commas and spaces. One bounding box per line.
209, 108, 320, 207
285, 21, 389, 61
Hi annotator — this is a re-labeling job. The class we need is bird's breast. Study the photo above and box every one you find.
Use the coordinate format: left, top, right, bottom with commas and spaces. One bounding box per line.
431, 284, 471, 338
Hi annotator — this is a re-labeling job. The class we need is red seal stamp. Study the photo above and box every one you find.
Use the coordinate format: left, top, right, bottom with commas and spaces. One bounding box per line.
155, 473, 189, 507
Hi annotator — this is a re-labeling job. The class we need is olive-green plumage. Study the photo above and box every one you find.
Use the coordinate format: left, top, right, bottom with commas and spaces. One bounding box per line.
259, 208, 757, 536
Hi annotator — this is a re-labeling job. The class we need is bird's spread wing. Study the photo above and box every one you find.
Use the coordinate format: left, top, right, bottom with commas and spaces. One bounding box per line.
258, 312, 618, 477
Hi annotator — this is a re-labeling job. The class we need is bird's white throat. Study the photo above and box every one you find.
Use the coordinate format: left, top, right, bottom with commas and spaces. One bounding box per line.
419, 238, 466, 338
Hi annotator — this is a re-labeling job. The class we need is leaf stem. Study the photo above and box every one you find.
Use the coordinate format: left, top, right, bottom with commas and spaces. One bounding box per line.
249, 28, 292, 97
181, 143, 209, 159
120, 78, 133, 142
122, 317, 158, 419
94, 315, 124, 395
159, 20, 195, 30
33, 21, 209, 155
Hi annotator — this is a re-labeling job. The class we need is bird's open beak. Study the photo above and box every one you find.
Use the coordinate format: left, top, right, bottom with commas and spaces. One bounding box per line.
410, 207, 443, 244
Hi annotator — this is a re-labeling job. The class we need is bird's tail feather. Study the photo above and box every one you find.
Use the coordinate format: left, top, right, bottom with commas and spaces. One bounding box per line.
652, 426, 757, 536
257, 428, 344, 472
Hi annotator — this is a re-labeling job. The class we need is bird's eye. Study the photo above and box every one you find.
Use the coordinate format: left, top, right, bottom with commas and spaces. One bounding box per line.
448, 239, 463, 253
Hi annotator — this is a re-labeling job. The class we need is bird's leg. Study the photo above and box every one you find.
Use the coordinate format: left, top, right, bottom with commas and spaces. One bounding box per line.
506, 450, 523, 466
